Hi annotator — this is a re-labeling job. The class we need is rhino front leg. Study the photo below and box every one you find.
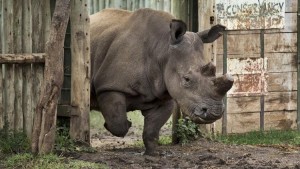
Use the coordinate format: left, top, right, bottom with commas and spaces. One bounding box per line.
142, 100, 175, 155
97, 92, 131, 137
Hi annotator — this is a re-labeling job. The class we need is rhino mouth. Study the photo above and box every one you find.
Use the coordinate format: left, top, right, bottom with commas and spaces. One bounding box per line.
181, 103, 224, 124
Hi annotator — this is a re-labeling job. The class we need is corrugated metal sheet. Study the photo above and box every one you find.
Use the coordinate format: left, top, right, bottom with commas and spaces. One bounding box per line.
215, 0, 285, 30
88, 0, 172, 14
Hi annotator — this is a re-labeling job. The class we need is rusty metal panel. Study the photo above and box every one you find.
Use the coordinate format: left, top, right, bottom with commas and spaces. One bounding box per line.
215, 0, 285, 30
227, 58, 268, 96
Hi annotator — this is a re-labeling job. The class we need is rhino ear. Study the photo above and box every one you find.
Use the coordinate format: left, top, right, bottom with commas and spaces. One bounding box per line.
170, 19, 187, 44
197, 24, 226, 43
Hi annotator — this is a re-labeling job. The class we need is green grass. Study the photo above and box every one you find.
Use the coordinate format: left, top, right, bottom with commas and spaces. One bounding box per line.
217, 130, 300, 146
0, 129, 30, 154
3, 153, 107, 169
90, 110, 144, 132
158, 135, 172, 145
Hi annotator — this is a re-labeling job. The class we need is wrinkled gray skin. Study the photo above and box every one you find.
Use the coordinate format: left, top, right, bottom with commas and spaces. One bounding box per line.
90, 8, 233, 155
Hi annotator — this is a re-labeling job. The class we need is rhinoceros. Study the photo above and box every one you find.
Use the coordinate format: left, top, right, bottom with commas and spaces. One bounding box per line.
90, 8, 233, 155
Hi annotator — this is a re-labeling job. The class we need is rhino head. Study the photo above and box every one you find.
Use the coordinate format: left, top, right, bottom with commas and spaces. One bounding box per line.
164, 20, 233, 124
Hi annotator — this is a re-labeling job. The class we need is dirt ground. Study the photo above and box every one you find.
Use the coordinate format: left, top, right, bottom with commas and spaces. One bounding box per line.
69, 129, 300, 169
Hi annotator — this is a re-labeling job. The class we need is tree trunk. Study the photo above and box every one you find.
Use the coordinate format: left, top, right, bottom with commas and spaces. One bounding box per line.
31, 0, 70, 155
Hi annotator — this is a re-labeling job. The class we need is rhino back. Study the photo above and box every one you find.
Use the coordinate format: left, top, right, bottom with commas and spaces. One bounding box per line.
90, 9, 174, 108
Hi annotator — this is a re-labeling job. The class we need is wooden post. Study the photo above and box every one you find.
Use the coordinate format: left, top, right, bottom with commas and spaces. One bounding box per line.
22, 0, 33, 137
172, 104, 180, 144
69, 0, 91, 145
0, 0, 2, 129
13, 0, 23, 131
198, 0, 215, 134
3, 0, 14, 131
297, 0, 300, 131
31, 0, 70, 154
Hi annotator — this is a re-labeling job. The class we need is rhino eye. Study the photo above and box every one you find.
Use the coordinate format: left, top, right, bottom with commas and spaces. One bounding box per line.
183, 76, 190, 82
182, 76, 192, 87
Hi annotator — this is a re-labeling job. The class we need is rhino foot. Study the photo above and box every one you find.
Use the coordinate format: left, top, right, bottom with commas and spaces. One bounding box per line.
104, 120, 132, 137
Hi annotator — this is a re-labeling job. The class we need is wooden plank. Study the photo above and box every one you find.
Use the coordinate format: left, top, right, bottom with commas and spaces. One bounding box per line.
228, 74, 266, 96
70, 0, 91, 144
89, 0, 94, 14
285, 0, 297, 12
265, 13, 297, 33
227, 112, 260, 133
264, 111, 297, 130
226, 110, 297, 133
0, 53, 46, 63
0, 65, 2, 128
198, 0, 214, 62
3, 0, 15, 130
226, 30, 261, 35
13, 0, 23, 131
0, 0, 2, 54
31, 0, 49, 139
217, 33, 261, 55
265, 91, 297, 112
268, 72, 297, 92
93, 0, 99, 13
22, 0, 32, 137
264, 33, 297, 53
99, 0, 105, 10
266, 53, 297, 72
227, 96, 261, 114
0, 0, 2, 130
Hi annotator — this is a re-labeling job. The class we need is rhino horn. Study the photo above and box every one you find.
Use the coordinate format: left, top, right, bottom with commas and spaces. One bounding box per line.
201, 62, 216, 77
213, 74, 234, 95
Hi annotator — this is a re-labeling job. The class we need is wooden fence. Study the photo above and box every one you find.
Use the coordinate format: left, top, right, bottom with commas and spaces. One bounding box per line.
214, 0, 299, 133
0, 0, 90, 143
0, 0, 50, 137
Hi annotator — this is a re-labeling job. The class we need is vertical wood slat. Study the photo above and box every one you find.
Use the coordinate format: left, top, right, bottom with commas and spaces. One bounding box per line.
297, 0, 300, 131
89, 0, 94, 14
0, 0, 3, 129
139, 0, 145, 8
31, 0, 48, 138
93, 0, 99, 13
3, 0, 15, 130
22, 0, 32, 137
99, 0, 105, 11
70, 0, 91, 143
13, 0, 23, 131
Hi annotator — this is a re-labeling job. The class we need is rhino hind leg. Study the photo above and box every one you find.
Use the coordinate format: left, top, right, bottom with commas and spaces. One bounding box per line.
97, 92, 131, 137
142, 100, 175, 155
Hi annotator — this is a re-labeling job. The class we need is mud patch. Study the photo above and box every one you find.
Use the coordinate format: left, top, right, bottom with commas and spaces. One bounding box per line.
73, 138, 300, 168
